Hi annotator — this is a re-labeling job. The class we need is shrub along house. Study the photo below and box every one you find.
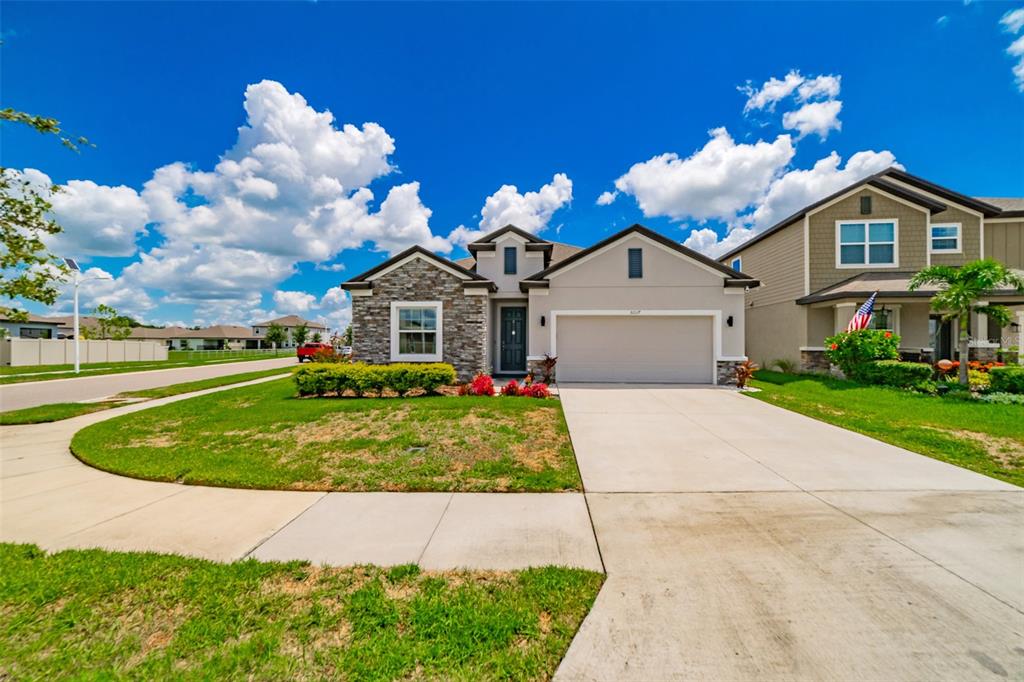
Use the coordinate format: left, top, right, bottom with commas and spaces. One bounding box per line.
717, 168, 1024, 370
341, 224, 758, 384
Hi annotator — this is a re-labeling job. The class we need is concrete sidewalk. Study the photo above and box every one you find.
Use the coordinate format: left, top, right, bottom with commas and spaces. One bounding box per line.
554, 385, 1024, 682
1, 356, 297, 411
0, 376, 601, 571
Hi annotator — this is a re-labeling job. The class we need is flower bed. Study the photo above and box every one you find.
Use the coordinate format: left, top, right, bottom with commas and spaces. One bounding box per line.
461, 373, 551, 399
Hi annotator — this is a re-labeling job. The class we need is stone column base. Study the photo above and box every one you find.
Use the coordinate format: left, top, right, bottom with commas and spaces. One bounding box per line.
800, 349, 831, 373
716, 360, 745, 386
969, 346, 999, 363
527, 358, 554, 383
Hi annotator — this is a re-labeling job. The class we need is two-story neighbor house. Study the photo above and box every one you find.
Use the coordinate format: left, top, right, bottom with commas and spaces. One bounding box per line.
342, 224, 759, 383
717, 168, 1024, 371
251, 315, 329, 348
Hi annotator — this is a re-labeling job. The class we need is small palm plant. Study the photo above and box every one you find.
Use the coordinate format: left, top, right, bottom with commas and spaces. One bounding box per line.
909, 259, 1024, 385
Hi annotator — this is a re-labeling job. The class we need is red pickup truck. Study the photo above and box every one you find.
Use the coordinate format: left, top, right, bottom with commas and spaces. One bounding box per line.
296, 342, 334, 362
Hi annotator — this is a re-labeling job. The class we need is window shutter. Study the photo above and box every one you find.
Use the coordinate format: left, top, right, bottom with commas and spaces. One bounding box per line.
628, 248, 643, 278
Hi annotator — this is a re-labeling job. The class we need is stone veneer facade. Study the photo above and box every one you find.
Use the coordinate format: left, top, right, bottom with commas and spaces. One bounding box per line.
350, 258, 488, 381
715, 360, 743, 386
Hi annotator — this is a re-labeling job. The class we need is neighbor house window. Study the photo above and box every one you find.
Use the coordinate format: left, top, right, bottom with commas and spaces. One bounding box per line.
504, 246, 517, 275
730, 257, 742, 271
390, 301, 442, 361
930, 224, 961, 253
628, 248, 643, 278
836, 220, 897, 267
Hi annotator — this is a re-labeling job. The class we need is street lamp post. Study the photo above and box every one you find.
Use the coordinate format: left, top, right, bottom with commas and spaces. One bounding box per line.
63, 258, 112, 374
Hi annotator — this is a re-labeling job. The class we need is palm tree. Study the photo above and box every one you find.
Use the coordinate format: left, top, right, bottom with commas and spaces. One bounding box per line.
909, 259, 1024, 385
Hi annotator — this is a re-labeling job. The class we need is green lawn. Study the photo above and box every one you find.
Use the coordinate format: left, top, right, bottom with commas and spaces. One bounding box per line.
71, 379, 582, 492
748, 371, 1024, 487
0, 349, 292, 384
0, 368, 293, 425
0, 543, 603, 680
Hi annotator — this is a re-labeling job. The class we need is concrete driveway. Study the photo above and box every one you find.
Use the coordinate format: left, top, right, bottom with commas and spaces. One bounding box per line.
557, 385, 1024, 681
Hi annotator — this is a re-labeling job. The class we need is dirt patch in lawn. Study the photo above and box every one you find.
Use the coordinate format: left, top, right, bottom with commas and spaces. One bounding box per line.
934, 427, 1024, 469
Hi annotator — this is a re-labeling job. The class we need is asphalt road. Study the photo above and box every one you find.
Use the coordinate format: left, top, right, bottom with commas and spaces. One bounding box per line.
0, 357, 296, 411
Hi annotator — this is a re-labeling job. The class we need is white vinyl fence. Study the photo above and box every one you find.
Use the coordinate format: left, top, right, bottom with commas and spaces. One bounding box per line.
1, 338, 168, 367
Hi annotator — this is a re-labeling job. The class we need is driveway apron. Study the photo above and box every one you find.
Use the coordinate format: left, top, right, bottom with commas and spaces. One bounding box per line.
556, 384, 1023, 681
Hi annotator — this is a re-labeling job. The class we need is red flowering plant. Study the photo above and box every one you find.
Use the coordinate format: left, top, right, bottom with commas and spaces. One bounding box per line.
520, 382, 550, 398
823, 329, 900, 381
500, 379, 520, 396
467, 373, 495, 396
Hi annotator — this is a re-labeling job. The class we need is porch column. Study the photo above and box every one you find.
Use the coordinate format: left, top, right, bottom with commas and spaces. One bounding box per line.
833, 302, 857, 334
968, 300, 999, 362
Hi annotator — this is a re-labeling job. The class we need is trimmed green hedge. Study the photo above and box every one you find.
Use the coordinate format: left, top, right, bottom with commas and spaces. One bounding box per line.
294, 362, 457, 397
989, 366, 1024, 394
858, 360, 933, 388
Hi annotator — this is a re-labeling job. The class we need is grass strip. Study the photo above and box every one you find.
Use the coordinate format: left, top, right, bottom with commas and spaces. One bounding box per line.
0, 543, 603, 680
748, 370, 1023, 487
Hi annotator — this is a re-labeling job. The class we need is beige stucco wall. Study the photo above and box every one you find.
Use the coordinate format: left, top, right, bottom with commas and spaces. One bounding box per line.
929, 205, 981, 267
741, 301, 807, 367
808, 188, 928, 292
899, 303, 932, 349
474, 234, 546, 293
807, 306, 835, 347
527, 234, 747, 359
985, 221, 1024, 268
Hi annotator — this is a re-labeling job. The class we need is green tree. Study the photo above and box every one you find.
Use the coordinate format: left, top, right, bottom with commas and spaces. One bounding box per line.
264, 322, 287, 349
93, 303, 133, 340
311, 331, 322, 343
293, 323, 309, 346
0, 108, 90, 321
910, 259, 1024, 385
343, 323, 353, 346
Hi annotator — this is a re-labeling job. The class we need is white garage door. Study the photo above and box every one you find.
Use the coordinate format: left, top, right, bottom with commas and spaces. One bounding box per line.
556, 315, 714, 383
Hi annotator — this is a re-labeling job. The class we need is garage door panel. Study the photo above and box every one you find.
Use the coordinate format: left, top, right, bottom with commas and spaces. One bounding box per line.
556, 316, 713, 383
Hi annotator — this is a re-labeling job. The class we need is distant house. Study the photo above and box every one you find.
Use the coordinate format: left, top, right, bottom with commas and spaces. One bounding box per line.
129, 325, 260, 350
251, 315, 328, 348
0, 314, 62, 339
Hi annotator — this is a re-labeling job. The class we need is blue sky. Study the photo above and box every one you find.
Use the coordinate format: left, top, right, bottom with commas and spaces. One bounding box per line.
3, 1, 1023, 330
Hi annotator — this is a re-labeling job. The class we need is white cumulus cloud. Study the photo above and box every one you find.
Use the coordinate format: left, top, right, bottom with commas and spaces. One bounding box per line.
782, 100, 843, 140
6, 168, 150, 258
447, 173, 573, 247
682, 149, 901, 258
612, 127, 795, 223
273, 290, 317, 313
1000, 8, 1024, 91
596, 190, 618, 206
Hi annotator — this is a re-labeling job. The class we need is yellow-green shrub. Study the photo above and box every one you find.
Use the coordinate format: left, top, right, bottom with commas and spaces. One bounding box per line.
294, 362, 457, 397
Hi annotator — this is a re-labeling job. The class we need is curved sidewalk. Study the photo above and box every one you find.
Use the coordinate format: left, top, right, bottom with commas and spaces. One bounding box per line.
0, 375, 601, 571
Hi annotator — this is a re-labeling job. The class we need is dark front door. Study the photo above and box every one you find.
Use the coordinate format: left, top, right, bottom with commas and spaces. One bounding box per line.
500, 306, 527, 372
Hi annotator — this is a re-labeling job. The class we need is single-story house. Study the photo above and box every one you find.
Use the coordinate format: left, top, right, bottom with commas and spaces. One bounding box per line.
342, 224, 759, 384
129, 325, 260, 350
0, 314, 62, 339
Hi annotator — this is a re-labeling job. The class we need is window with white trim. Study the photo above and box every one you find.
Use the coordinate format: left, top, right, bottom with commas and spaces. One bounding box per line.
730, 257, 742, 271
930, 223, 961, 253
390, 302, 442, 361
837, 220, 897, 267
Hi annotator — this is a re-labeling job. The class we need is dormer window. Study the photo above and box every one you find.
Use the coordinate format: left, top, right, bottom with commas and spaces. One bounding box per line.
730, 257, 742, 271
504, 246, 517, 275
628, 248, 643, 278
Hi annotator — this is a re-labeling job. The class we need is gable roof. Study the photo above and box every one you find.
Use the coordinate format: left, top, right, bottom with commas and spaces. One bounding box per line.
253, 315, 327, 329
717, 168, 954, 262
977, 197, 1024, 219
521, 224, 758, 290
454, 240, 583, 272
467, 225, 551, 250
341, 245, 496, 292
884, 169, 1002, 217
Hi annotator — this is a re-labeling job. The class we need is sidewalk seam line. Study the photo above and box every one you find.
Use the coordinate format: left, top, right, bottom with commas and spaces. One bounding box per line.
241, 492, 330, 560
559, 392, 607, 574
416, 493, 454, 566
56, 487, 192, 540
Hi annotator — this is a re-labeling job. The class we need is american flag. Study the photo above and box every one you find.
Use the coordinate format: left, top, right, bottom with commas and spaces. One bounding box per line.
846, 292, 878, 332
